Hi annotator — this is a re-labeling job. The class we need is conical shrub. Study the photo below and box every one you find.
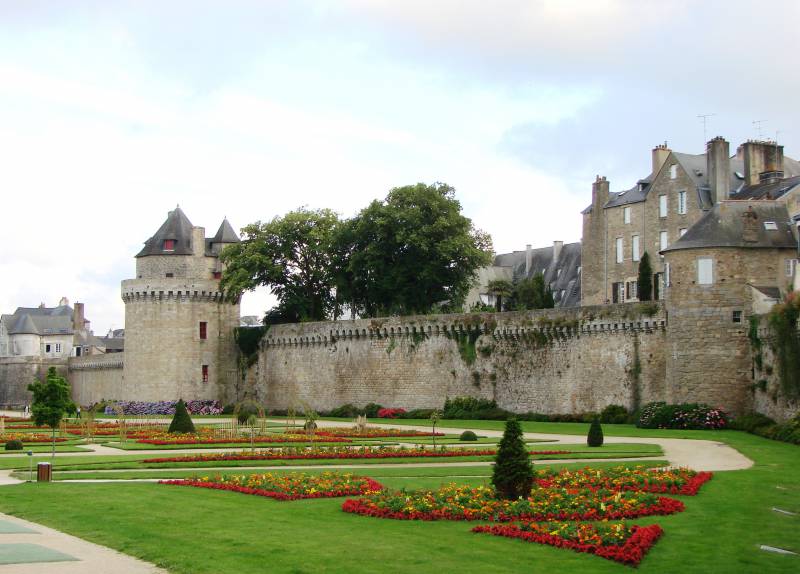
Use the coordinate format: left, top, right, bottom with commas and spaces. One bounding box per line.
168, 399, 196, 433
491, 418, 533, 500
587, 416, 604, 447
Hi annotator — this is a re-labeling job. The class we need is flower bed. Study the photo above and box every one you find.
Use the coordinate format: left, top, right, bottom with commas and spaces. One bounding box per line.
103, 400, 222, 415
0, 433, 69, 443
135, 431, 352, 445
472, 521, 664, 566
341, 483, 684, 522
377, 408, 407, 419
160, 471, 383, 500
636, 402, 728, 429
535, 465, 713, 496
316, 428, 445, 438
142, 446, 571, 464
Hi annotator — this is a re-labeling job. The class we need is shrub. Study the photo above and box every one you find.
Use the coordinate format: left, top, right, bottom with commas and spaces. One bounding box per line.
377, 408, 407, 419
235, 401, 261, 425
636, 402, 728, 430
459, 430, 478, 441
168, 399, 196, 433
4, 439, 23, 451
730, 412, 776, 433
491, 418, 533, 500
221, 404, 235, 415
600, 404, 629, 424
443, 396, 498, 418
362, 403, 383, 418
587, 417, 604, 447
329, 404, 360, 418
404, 408, 435, 419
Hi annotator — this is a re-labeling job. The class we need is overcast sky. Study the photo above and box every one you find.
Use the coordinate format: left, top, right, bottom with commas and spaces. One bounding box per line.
1, 0, 798, 333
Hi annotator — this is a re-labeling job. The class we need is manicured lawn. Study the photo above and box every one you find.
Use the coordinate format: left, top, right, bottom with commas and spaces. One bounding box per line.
103, 440, 382, 450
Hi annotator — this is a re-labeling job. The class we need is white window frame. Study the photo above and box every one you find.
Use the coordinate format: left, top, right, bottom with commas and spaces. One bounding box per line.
615, 237, 624, 263
697, 258, 713, 285
785, 258, 798, 277
669, 164, 678, 179
55, 342, 62, 354
659, 230, 668, 252
678, 191, 687, 215
659, 194, 667, 217
632, 235, 640, 262
623, 206, 631, 224
665, 263, 671, 287
679, 228, 688, 237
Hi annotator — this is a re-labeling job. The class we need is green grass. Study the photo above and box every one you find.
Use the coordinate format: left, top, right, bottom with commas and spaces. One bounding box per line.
103, 440, 381, 450
0, 445, 92, 454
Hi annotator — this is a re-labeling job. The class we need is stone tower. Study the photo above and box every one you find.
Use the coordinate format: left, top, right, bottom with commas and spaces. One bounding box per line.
121, 207, 241, 402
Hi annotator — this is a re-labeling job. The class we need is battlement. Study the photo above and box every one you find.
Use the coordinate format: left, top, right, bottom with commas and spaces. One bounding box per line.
121, 279, 231, 303
69, 353, 124, 371
263, 303, 665, 348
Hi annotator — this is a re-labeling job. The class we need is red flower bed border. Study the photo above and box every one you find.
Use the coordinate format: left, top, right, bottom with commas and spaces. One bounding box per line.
143, 449, 571, 464
535, 471, 714, 496
136, 436, 352, 445
471, 523, 664, 567
159, 477, 384, 500
340, 496, 684, 522
315, 430, 445, 438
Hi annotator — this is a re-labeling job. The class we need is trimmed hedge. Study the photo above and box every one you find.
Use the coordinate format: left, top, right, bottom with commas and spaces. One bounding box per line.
168, 399, 196, 433
599, 404, 629, 424
587, 417, 604, 447
732, 411, 800, 445
459, 430, 478, 441
4, 439, 23, 451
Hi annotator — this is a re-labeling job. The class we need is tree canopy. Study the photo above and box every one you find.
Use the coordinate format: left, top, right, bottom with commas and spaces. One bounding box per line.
28, 367, 75, 456
510, 273, 554, 310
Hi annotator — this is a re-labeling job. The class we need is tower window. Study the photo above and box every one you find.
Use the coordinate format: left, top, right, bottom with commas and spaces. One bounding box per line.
697, 258, 713, 284
165, 272, 174, 278
732, 310, 742, 323
163, 239, 175, 251
202, 365, 209, 383
199, 322, 207, 340
678, 191, 687, 214
212, 271, 222, 280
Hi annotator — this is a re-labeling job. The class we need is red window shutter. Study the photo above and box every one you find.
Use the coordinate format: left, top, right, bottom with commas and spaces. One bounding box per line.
202, 365, 209, 382
163, 239, 175, 251
199, 322, 207, 340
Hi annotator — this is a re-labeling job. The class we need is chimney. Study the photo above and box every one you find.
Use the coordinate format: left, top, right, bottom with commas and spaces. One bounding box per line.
652, 142, 671, 175
592, 175, 610, 209
742, 206, 759, 243
525, 244, 532, 275
73, 303, 85, 331
59, 296, 69, 307
191, 226, 205, 257
553, 241, 563, 262
706, 136, 730, 203
743, 140, 784, 186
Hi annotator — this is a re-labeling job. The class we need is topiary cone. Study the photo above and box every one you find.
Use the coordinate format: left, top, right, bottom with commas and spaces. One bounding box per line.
168, 399, 196, 434
587, 416, 604, 447
491, 418, 534, 500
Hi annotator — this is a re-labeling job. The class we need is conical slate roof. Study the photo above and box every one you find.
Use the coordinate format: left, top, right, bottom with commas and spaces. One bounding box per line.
9, 314, 40, 335
136, 207, 195, 257
212, 218, 240, 244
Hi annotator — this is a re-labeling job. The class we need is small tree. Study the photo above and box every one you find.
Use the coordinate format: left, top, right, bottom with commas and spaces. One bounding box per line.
430, 410, 441, 448
168, 399, 196, 434
637, 252, 653, 301
235, 400, 261, 451
487, 279, 513, 312
28, 367, 75, 458
587, 416, 604, 447
491, 418, 534, 500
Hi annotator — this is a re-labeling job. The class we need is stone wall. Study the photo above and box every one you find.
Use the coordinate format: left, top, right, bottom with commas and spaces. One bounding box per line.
751, 317, 799, 422
0, 357, 68, 408
256, 303, 666, 414
69, 353, 125, 406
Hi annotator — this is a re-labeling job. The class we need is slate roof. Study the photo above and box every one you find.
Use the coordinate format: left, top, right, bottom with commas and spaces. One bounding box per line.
212, 219, 240, 244
2, 305, 75, 335
493, 242, 581, 307
136, 207, 195, 257
750, 285, 781, 299
662, 202, 797, 253
729, 175, 800, 201
97, 336, 125, 352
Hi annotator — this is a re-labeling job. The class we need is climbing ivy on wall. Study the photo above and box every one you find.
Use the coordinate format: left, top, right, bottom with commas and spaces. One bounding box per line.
767, 295, 800, 398
235, 326, 268, 368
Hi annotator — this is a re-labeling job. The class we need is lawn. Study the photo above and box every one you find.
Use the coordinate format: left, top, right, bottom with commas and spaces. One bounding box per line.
0, 427, 797, 573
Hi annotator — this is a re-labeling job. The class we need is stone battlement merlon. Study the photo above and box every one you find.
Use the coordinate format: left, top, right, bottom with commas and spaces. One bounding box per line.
69, 353, 124, 370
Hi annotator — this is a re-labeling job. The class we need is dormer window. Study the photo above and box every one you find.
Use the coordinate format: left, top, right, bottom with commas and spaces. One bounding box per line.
163, 239, 176, 251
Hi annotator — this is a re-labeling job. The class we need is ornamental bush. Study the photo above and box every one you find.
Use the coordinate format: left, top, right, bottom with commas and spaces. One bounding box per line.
636, 402, 728, 430
599, 404, 629, 424
459, 430, 478, 441
377, 408, 406, 419
362, 403, 383, 418
587, 417, 604, 447
4, 439, 23, 451
491, 418, 533, 500
168, 399, 196, 434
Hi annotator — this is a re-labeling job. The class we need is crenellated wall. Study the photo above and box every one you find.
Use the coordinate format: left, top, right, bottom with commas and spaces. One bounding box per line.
256, 303, 667, 414
69, 353, 125, 406
0, 357, 68, 408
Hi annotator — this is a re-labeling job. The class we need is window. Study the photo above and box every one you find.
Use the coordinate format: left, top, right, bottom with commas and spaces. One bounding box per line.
654, 273, 663, 300
615, 237, 623, 263
679, 228, 688, 237
626, 281, 638, 300
665, 263, 671, 287
732, 310, 742, 323
212, 271, 222, 280
55, 343, 61, 354
45, 344, 51, 353
75, 347, 82, 357
199, 322, 208, 340
202, 365, 209, 383
678, 191, 687, 214
669, 164, 677, 179
785, 259, 798, 277
697, 258, 713, 284
659, 195, 667, 217
623, 207, 631, 224
764, 221, 778, 230
632, 235, 640, 261
163, 239, 175, 251
612, 282, 624, 303
165, 272, 174, 278
659, 231, 668, 252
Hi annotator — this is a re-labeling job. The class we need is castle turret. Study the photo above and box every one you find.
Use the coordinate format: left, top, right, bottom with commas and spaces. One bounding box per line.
121, 207, 241, 402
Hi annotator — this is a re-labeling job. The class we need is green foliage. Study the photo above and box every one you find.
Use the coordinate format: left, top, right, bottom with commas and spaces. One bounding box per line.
587, 417, 604, 447
328, 404, 360, 418
362, 403, 383, 418
511, 273, 554, 310
599, 404, 629, 424
442, 396, 499, 419
459, 430, 478, 441
333, 182, 493, 317
491, 419, 534, 500
767, 293, 800, 398
235, 326, 267, 357
220, 208, 343, 321
729, 412, 776, 433
636, 402, 729, 430
235, 401, 262, 425
454, 330, 480, 365
637, 252, 653, 301
4, 439, 23, 451
28, 367, 74, 430
749, 315, 764, 371
168, 399, 196, 433
486, 279, 513, 311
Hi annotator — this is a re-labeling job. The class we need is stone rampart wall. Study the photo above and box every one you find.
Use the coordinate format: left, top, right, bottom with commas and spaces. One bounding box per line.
751, 319, 799, 422
257, 303, 666, 414
0, 357, 68, 408
69, 353, 125, 406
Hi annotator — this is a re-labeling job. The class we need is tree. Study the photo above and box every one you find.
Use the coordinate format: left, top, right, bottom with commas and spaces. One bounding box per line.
220, 208, 342, 322
28, 367, 75, 458
511, 273, 554, 310
168, 399, 196, 434
587, 416, 604, 447
334, 183, 493, 317
487, 279, 513, 312
491, 418, 534, 500
638, 252, 653, 301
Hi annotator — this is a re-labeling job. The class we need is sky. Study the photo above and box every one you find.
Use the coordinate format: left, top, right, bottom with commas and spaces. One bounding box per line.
1, 0, 798, 333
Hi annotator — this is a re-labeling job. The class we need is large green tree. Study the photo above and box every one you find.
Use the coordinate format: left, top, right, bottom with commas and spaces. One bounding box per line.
28, 367, 75, 458
335, 183, 493, 316
511, 273, 555, 310
220, 208, 342, 322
